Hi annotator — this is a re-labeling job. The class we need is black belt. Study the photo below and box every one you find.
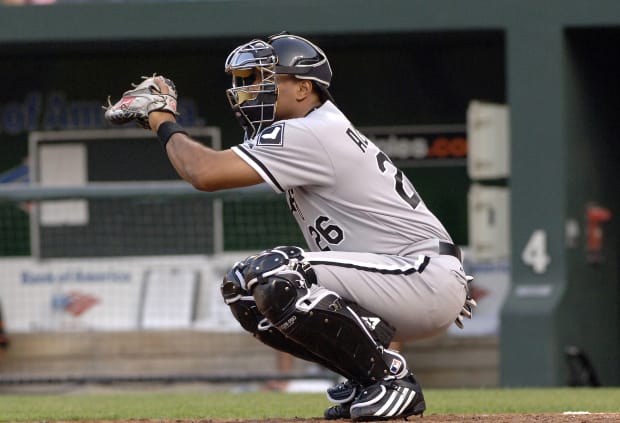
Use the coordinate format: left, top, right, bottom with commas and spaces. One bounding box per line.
439, 241, 462, 262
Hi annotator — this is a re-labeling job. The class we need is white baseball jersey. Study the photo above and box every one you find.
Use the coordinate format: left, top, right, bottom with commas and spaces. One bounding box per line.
231, 101, 468, 341
231, 100, 452, 257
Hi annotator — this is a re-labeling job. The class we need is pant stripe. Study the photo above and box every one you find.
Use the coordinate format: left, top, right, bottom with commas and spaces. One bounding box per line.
306, 255, 430, 275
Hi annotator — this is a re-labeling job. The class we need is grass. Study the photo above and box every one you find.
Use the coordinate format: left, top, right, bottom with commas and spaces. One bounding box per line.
0, 388, 619, 422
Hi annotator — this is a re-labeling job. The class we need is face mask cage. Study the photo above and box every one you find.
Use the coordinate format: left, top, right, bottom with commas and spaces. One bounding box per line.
225, 40, 278, 139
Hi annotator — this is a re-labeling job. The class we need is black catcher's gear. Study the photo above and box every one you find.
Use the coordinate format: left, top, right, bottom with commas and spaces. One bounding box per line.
224, 293, 350, 377
225, 33, 334, 139
225, 39, 277, 140
244, 249, 406, 386
252, 280, 407, 385
268, 32, 333, 96
222, 246, 406, 386
221, 248, 354, 379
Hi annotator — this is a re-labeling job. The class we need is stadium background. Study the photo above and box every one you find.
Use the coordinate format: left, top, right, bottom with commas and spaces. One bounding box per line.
0, 0, 617, 391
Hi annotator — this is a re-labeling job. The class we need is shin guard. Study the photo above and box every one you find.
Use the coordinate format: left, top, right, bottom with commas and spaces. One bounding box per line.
221, 258, 355, 379
252, 272, 407, 386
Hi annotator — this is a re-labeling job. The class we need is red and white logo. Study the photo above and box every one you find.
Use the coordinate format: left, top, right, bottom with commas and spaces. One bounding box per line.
52, 291, 100, 317
119, 97, 136, 110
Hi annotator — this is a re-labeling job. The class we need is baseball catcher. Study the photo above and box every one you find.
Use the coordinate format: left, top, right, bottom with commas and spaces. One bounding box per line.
104, 32, 476, 421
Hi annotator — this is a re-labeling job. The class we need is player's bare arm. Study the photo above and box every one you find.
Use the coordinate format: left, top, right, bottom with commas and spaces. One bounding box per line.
149, 111, 263, 191
168, 134, 262, 191
104, 75, 263, 192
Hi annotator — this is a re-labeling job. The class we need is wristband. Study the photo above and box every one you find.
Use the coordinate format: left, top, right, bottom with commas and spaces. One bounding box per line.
157, 121, 188, 149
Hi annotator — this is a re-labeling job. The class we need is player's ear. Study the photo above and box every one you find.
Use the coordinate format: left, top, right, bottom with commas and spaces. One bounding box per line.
296, 79, 313, 100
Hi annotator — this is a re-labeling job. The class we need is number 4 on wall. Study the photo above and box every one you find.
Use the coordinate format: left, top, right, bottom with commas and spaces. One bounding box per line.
521, 229, 551, 274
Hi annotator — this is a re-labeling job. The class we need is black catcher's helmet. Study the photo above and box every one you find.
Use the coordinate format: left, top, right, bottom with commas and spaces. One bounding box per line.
268, 33, 333, 96
225, 33, 333, 139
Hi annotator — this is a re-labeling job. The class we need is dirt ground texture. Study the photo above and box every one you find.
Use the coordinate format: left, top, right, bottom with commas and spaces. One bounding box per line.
37, 415, 620, 423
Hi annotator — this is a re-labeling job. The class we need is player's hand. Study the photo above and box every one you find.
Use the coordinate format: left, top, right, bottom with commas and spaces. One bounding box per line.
148, 78, 178, 132
103, 74, 179, 130
454, 275, 477, 329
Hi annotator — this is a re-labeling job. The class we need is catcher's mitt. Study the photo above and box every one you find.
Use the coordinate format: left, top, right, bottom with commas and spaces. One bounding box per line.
103, 74, 179, 129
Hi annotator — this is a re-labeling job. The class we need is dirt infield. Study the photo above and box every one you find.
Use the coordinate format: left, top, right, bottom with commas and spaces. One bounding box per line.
44, 415, 620, 423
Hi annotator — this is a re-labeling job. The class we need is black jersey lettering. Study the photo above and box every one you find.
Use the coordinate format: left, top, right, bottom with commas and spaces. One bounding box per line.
346, 127, 369, 153
376, 151, 421, 210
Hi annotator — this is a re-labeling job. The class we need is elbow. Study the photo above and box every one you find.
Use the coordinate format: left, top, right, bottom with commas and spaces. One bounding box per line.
186, 170, 220, 192
189, 177, 218, 192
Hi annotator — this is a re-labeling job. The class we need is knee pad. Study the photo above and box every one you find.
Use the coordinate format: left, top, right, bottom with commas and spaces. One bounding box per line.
242, 246, 316, 292
221, 247, 311, 330
252, 271, 307, 329
221, 262, 249, 305
220, 260, 261, 333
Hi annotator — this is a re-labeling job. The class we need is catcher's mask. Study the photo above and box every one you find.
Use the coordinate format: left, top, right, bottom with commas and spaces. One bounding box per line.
225, 33, 333, 139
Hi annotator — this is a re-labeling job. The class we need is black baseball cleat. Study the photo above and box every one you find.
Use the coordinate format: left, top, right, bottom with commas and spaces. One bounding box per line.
324, 403, 352, 420
324, 379, 362, 420
349, 374, 426, 421
326, 379, 361, 403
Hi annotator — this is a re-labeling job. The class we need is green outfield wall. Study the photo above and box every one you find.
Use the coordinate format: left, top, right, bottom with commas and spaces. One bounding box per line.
0, 0, 618, 386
